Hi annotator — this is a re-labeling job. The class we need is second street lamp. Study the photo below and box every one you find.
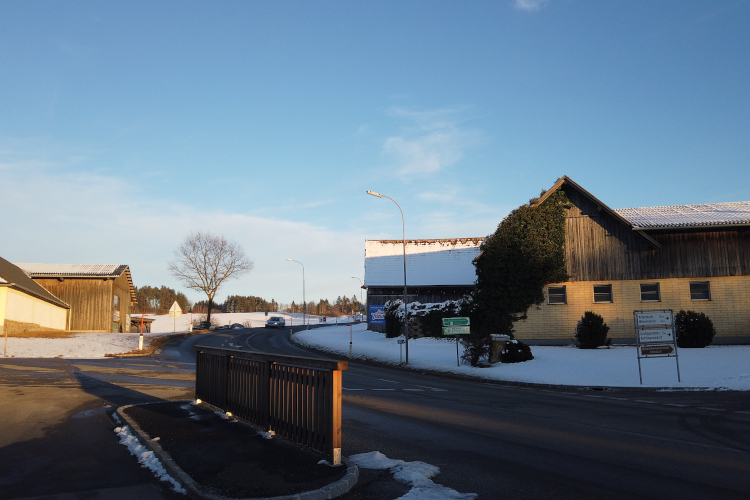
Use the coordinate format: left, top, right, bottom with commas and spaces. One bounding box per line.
286, 258, 306, 329
366, 190, 409, 364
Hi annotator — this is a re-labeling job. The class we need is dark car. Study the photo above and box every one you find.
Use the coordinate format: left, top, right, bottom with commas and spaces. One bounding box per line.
265, 316, 286, 329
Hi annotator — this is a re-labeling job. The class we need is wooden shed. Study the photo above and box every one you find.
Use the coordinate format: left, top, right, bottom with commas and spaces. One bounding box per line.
513, 176, 750, 344
15, 264, 136, 333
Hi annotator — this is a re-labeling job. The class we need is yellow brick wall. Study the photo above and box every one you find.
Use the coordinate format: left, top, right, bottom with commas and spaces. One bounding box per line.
514, 276, 750, 341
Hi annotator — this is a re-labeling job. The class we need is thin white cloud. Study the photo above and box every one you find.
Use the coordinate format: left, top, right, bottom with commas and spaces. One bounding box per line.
1, 159, 367, 305
515, 0, 548, 13
381, 107, 480, 180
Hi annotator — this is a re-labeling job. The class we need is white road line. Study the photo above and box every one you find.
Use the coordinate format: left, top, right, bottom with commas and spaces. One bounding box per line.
633, 399, 657, 404
403, 389, 425, 392
378, 378, 400, 384
372, 388, 396, 391
737, 411, 750, 415
697, 407, 723, 412
343, 388, 364, 391
664, 403, 688, 407
415, 385, 447, 392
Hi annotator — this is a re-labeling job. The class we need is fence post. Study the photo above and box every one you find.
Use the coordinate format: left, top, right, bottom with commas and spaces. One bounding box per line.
330, 368, 342, 465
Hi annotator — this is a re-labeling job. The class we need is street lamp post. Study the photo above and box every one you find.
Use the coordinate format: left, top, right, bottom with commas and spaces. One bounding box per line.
286, 258, 306, 329
351, 276, 364, 320
366, 190, 409, 364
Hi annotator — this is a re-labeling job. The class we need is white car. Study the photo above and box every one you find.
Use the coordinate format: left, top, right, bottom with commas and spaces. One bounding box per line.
265, 316, 286, 328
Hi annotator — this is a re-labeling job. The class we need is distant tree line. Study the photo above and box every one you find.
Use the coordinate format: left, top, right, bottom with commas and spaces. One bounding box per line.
135, 286, 364, 317
279, 295, 364, 316
133, 286, 192, 314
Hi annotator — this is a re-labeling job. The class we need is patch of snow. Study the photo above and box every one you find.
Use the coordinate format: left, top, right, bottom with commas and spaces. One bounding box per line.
348, 451, 476, 500
115, 425, 186, 494
258, 430, 275, 439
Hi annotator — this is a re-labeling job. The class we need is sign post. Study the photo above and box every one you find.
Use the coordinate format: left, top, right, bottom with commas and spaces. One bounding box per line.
634, 310, 680, 384
169, 301, 183, 333
443, 317, 471, 366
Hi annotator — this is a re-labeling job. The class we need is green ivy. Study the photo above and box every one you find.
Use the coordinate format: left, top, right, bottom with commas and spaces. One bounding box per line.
467, 189, 570, 363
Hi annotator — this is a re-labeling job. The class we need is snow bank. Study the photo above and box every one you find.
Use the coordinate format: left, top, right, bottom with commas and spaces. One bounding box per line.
115, 425, 186, 494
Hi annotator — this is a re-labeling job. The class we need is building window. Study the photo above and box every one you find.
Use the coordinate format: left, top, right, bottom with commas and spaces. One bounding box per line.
690, 281, 711, 301
640, 283, 660, 302
593, 284, 613, 303
548, 286, 567, 304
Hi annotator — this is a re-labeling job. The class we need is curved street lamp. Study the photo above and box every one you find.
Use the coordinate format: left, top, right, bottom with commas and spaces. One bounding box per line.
286, 258, 306, 329
366, 190, 409, 364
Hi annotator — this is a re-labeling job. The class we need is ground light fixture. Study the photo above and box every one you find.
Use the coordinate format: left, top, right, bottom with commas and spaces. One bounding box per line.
286, 258, 306, 329
366, 190, 409, 364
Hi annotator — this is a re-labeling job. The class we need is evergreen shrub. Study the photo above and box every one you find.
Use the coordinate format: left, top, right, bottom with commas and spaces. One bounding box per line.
500, 340, 534, 363
384, 300, 403, 338
675, 310, 716, 348
573, 311, 611, 349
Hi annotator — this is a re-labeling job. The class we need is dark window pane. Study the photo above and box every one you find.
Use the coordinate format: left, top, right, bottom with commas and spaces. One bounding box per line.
593, 284, 612, 303
690, 282, 711, 301
548, 286, 566, 304
640, 283, 660, 302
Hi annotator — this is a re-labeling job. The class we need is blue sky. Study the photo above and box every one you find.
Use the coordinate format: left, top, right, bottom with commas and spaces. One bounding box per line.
2, 1, 749, 306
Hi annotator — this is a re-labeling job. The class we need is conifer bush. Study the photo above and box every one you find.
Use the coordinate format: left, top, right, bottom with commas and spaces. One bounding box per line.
573, 311, 611, 349
500, 340, 534, 363
675, 310, 716, 348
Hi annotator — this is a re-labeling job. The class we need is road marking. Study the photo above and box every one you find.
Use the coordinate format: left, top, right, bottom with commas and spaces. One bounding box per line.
343, 388, 364, 391
403, 389, 424, 392
372, 388, 395, 391
737, 411, 750, 415
415, 385, 447, 392
664, 403, 687, 407
378, 378, 400, 384
633, 399, 657, 404
697, 407, 723, 412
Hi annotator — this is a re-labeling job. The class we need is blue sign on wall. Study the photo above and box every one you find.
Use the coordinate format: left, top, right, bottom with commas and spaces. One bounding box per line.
369, 305, 386, 325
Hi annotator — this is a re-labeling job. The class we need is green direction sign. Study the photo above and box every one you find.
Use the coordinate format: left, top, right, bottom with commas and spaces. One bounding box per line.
442, 317, 470, 327
443, 326, 470, 335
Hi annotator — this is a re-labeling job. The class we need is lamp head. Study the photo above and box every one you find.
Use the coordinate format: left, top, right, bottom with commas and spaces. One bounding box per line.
366, 190, 383, 198
286, 258, 292, 261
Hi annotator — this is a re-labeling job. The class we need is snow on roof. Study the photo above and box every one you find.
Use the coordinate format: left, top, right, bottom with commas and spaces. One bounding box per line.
615, 201, 750, 229
15, 263, 130, 278
365, 238, 483, 287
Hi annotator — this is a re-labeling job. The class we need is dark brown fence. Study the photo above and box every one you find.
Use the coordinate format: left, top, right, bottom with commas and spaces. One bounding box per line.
194, 345, 347, 463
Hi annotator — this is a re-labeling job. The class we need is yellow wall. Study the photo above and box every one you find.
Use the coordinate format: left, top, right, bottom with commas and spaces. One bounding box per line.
0, 287, 7, 336
3, 288, 68, 331
514, 276, 750, 341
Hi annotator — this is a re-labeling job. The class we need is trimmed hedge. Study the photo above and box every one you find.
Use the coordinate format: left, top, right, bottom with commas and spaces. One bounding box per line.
573, 311, 611, 349
500, 340, 534, 363
675, 310, 716, 348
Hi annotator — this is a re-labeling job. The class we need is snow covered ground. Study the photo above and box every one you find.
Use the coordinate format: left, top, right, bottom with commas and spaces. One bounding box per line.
4, 314, 749, 390
293, 323, 750, 391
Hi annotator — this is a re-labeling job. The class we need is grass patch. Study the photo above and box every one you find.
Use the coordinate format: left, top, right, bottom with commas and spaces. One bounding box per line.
7, 330, 81, 339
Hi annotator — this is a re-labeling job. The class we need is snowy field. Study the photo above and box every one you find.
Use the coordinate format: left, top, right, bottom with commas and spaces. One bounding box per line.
4, 315, 749, 390
293, 323, 750, 391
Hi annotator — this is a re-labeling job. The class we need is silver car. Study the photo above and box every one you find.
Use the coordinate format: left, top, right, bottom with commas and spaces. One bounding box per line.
265, 316, 286, 329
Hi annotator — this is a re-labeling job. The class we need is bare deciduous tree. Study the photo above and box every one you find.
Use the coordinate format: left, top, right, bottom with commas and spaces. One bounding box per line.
168, 231, 253, 325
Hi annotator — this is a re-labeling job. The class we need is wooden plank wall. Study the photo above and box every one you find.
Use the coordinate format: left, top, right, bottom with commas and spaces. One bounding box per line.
33, 278, 113, 331
112, 273, 132, 332
563, 186, 750, 282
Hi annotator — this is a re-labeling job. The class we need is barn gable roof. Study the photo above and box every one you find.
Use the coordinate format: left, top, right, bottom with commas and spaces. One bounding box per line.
0, 257, 70, 309
16, 263, 137, 303
365, 238, 483, 287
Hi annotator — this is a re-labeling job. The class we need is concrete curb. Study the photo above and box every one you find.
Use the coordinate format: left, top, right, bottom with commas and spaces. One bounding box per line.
115, 402, 359, 500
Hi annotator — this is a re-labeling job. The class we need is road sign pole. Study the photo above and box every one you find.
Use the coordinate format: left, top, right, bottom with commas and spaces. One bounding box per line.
456, 337, 460, 367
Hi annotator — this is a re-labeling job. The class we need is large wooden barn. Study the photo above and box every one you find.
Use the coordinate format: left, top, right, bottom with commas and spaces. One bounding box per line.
15, 264, 136, 333
513, 176, 750, 344
0, 256, 70, 336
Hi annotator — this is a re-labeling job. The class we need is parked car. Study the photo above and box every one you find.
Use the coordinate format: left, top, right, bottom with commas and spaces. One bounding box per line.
265, 316, 286, 329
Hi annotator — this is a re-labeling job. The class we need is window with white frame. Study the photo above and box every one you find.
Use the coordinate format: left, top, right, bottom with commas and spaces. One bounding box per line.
690, 281, 711, 301
640, 283, 660, 302
593, 284, 613, 303
548, 286, 567, 304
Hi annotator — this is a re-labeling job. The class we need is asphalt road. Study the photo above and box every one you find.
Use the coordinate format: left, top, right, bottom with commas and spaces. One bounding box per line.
2, 325, 750, 499
209, 326, 750, 499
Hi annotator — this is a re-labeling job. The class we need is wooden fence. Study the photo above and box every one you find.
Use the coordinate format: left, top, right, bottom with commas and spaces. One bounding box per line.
194, 346, 347, 464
